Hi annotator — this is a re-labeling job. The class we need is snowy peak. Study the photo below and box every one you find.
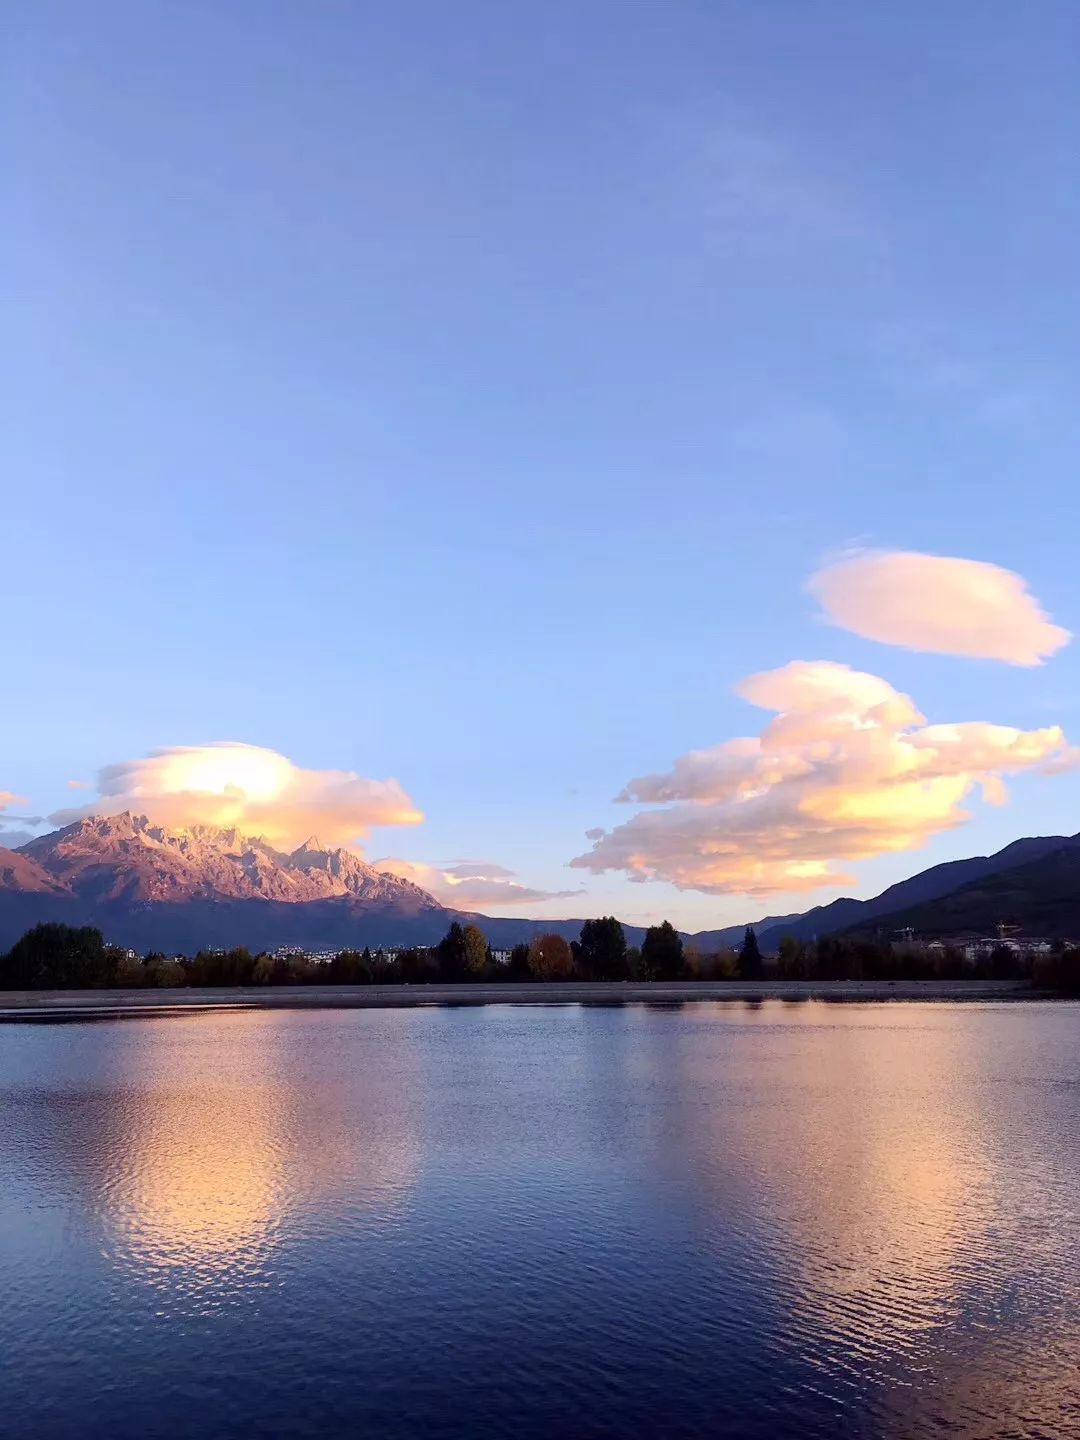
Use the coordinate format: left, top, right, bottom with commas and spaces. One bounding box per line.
14, 814, 444, 910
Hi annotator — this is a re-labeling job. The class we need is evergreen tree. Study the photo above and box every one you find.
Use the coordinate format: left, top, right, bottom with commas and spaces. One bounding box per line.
437, 922, 468, 981
577, 917, 629, 980
508, 943, 531, 980
739, 926, 763, 979
2, 924, 119, 989
641, 920, 684, 980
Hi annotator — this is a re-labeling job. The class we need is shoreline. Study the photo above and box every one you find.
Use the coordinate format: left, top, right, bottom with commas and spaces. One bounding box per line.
0, 978, 1055, 1020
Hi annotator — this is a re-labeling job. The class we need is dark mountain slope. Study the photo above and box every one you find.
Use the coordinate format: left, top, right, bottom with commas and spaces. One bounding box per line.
710, 835, 1079, 947
846, 844, 1080, 940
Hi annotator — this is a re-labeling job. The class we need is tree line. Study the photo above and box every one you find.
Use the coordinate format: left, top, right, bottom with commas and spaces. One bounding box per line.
2, 919, 1078, 994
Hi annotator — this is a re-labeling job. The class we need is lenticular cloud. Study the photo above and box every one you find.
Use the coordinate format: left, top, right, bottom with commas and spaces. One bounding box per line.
48, 741, 423, 852
571, 660, 1074, 897
808, 550, 1070, 666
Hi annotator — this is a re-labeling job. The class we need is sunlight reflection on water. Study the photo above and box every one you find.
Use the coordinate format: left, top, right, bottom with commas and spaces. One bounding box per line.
1, 1001, 1077, 1438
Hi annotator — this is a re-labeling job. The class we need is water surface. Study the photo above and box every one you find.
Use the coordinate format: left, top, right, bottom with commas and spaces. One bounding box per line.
1, 1002, 1078, 1438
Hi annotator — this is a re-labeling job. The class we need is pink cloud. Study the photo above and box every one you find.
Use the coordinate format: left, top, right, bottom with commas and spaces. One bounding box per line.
49, 742, 423, 852
572, 661, 1074, 897
376, 857, 581, 910
808, 550, 1070, 665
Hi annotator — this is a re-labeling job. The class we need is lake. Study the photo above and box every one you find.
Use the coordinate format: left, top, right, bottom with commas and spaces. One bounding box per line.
1, 1001, 1078, 1438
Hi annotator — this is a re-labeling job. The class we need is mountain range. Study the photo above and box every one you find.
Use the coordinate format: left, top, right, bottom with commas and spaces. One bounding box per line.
695, 833, 1080, 949
1, 813, 1078, 954
0, 813, 646, 952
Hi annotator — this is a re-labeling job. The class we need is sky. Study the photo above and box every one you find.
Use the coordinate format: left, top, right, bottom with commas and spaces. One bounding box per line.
4, 1, 1080, 931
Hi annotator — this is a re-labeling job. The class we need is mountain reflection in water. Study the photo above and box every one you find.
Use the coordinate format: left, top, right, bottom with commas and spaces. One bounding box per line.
1, 1002, 1077, 1438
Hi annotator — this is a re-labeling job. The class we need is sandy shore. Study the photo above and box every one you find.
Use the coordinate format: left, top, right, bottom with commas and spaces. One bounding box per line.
0, 978, 1041, 1019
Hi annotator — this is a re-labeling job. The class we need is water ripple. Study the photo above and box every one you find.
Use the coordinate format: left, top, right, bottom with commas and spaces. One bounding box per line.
0, 1001, 1078, 1437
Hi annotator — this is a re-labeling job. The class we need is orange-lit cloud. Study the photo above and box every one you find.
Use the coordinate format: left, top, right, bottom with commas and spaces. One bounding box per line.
375, 857, 580, 910
809, 550, 1071, 665
49, 742, 423, 852
572, 660, 1075, 896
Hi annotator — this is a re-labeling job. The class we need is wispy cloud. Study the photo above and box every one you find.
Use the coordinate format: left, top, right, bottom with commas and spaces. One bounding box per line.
572, 660, 1075, 897
809, 550, 1071, 666
0, 791, 40, 850
376, 857, 582, 911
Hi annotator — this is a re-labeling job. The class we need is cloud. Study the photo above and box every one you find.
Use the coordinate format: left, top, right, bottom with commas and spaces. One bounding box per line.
375, 857, 581, 911
572, 660, 1074, 897
66, 779, 91, 790
49, 742, 423, 852
0, 792, 39, 850
809, 551, 1071, 666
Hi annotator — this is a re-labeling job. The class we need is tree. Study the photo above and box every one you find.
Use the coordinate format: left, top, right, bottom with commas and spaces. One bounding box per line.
147, 955, 185, 988
693, 947, 737, 980
329, 949, 369, 984
739, 926, 763, 979
989, 943, 1021, 980
463, 924, 488, 977
577, 917, 628, 980
253, 954, 278, 985
398, 946, 437, 983
508, 943, 531, 980
371, 948, 390, 982
2, 923, 117, 989
115, 952, 147, 987
437, 923, 468, 982
641, 920, 683, 980
1056, 947, 1080, 995
776, 935, 808, 980
527, 932, 573, 981
814, 935, 846, 981
283, 951, 317, 984
711, 947, 739, 980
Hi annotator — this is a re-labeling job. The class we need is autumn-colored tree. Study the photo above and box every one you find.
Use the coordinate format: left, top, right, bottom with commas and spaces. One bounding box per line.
463, 924, 488, 976
527, 932, 573, 981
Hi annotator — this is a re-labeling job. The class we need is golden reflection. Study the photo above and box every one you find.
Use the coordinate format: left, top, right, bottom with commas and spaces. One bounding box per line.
679, 1006, 991, 1335
107, 1077, 286, 1280
660, 1002, 1080, 1428
98, 1011, 421, 1309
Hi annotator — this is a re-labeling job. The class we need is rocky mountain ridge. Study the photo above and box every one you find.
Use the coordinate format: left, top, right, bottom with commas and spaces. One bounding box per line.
3, 815, 1079, 955
14, 812, 442, 910
0, 814, 643, 952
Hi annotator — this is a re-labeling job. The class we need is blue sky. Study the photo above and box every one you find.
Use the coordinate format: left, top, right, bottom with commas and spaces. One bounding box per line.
4, 1, 1080, 930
